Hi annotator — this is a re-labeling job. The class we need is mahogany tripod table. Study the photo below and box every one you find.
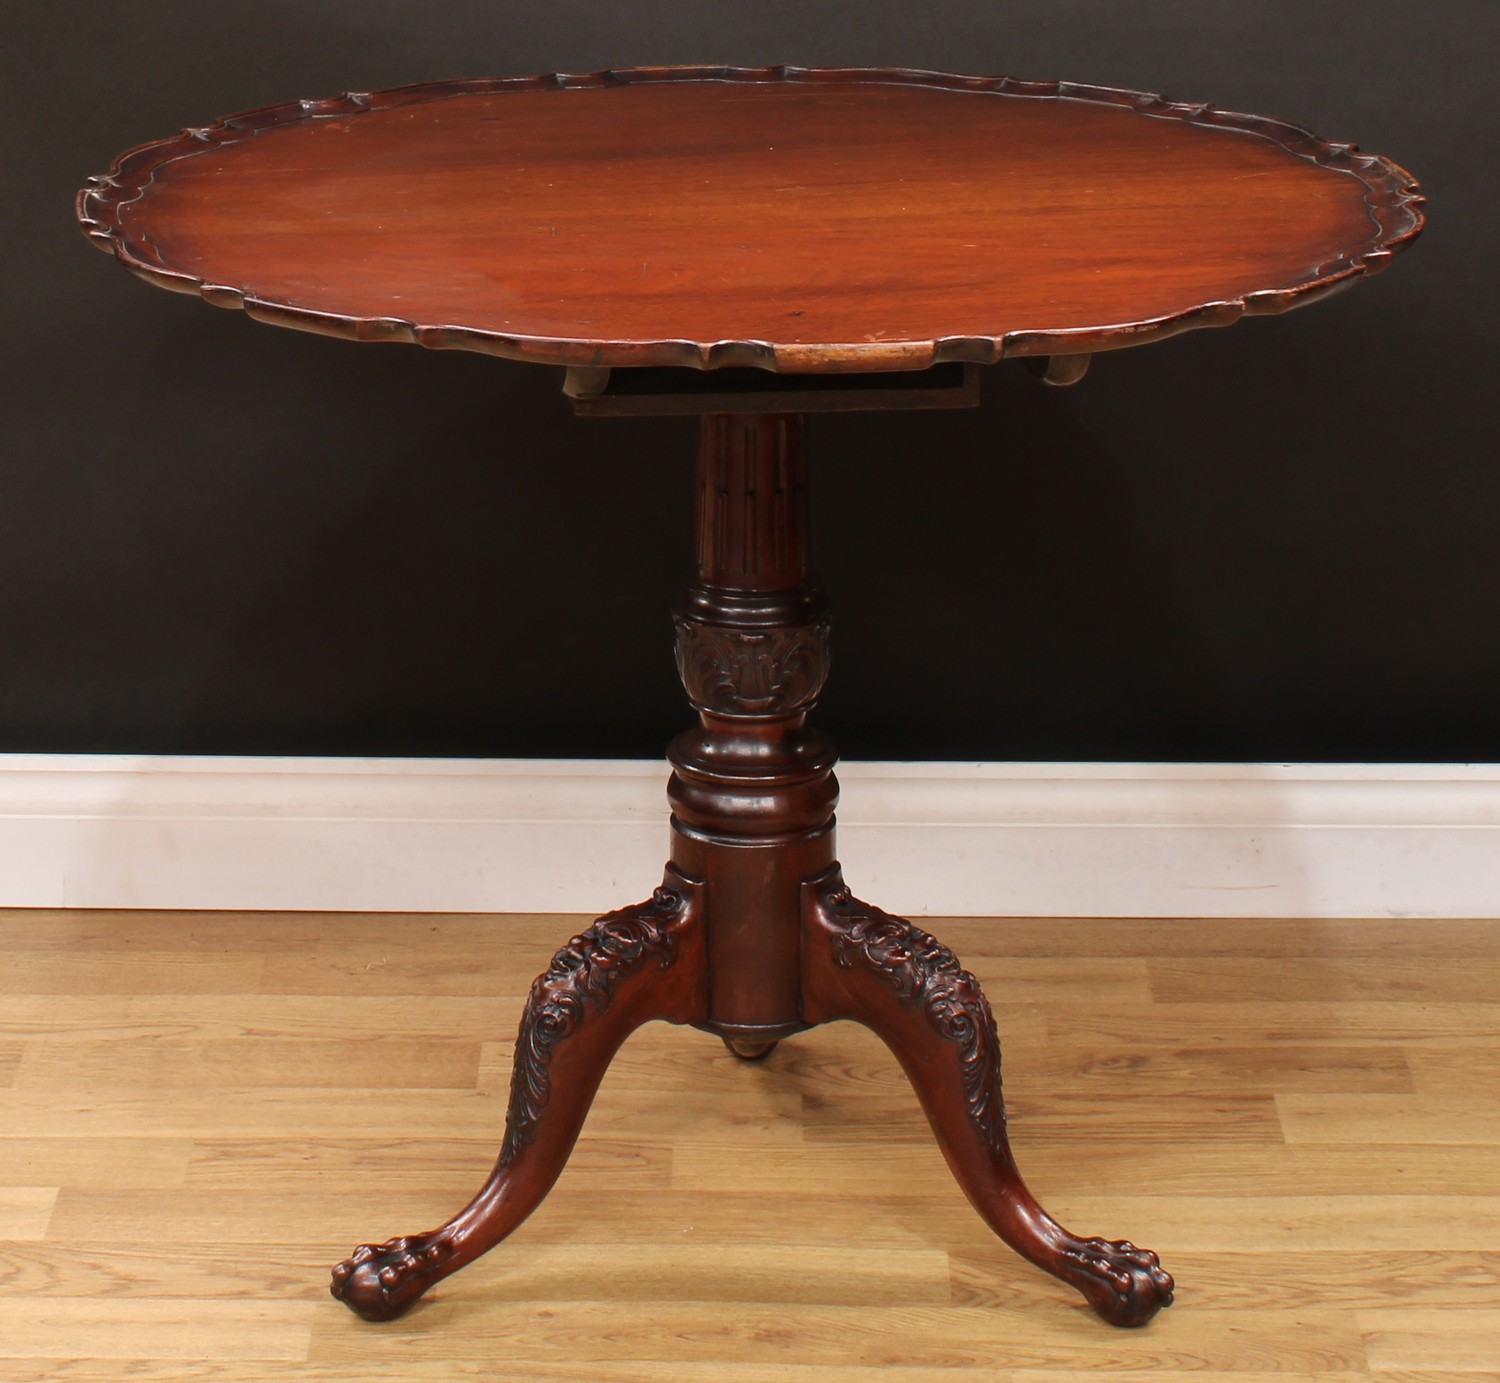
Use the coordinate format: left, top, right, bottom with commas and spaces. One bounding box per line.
80, 66, 1424, 1330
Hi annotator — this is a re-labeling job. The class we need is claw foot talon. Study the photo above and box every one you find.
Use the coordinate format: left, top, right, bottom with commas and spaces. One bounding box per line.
330, 1234, 451, 1321
1064, 1237, 1174, 1327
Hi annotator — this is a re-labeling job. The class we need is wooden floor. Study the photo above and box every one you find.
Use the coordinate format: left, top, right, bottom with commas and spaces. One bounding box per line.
1, 905, 1497, 1381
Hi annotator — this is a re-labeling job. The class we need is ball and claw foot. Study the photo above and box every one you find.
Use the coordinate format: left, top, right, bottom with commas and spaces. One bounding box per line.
329, 1235, 454, 1322
1065, 1237, 1175, 1328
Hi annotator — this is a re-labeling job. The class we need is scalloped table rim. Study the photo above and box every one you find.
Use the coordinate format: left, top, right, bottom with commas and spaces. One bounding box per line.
77, 64, 1427, 374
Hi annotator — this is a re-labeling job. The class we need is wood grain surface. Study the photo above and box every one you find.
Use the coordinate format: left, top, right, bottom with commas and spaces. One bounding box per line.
1, 906, 1495, 1380
77, 67, 1424, 372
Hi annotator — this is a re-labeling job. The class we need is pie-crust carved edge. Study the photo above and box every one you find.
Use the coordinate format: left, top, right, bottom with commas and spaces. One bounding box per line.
77, 64, 1426, 373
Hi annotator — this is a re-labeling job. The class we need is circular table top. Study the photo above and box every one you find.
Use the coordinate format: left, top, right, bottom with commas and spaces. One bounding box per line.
79, 66, 1424, 374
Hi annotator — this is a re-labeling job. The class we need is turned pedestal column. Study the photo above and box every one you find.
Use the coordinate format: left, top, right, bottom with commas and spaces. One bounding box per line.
670, 412, 834, 1055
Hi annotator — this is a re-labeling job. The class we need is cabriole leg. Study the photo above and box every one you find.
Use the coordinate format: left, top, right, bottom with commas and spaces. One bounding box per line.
801, 868, 1173, 1328
331, 875, 706, 1321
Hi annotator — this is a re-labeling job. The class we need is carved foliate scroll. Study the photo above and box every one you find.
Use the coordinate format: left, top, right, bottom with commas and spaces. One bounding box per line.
500, 886, 686, 1165
674, 617, 830, 716
819, 881, 1008, 1154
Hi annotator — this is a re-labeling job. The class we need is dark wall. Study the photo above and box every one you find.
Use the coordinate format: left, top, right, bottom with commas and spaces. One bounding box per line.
5, 2, 1496, 761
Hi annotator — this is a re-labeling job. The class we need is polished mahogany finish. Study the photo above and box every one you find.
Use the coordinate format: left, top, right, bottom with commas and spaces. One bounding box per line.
78, 66, 1423, 374
327, 412, 1174, 1328
79, 67, 1424, 1333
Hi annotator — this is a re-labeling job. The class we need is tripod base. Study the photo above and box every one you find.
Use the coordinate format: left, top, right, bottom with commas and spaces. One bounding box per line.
332, 404, 1170, 1330
331, 862, 1172, 1329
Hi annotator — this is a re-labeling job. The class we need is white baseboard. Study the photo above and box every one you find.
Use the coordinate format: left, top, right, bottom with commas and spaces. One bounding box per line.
1, 755, 1497, 918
